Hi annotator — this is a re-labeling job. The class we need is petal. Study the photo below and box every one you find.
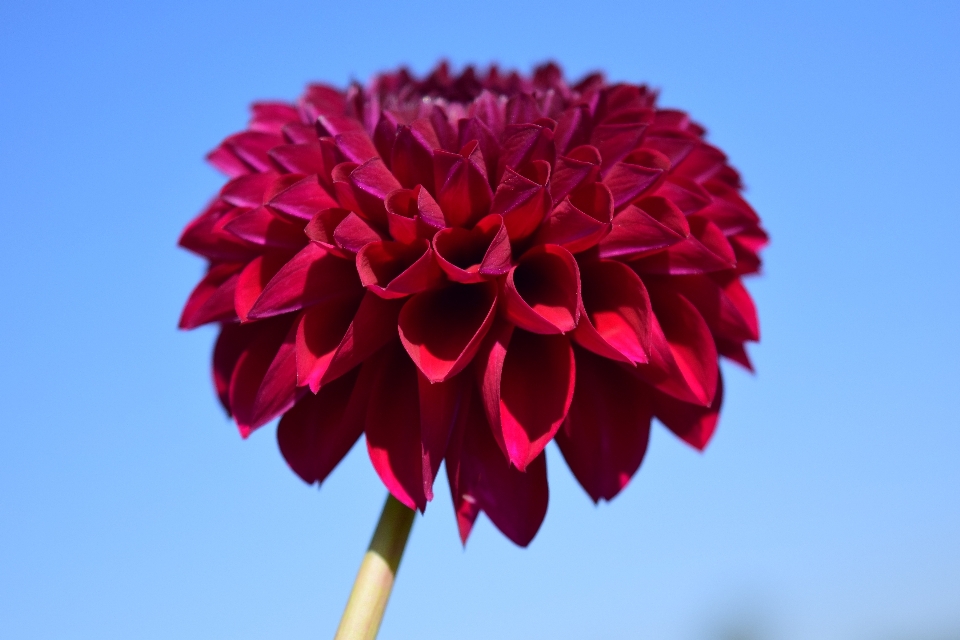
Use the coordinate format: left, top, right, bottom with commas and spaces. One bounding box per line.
503, 244, 581, 334
224, 206, 307, 250
356, 240, 444, 299
245, 318, 307, 431
225, 131, 284, 172
445, 386, 549, 547
491, 160, 552, 241
365, 342, 428, 511
434, 140, 493, 228
656, 176, 712, 215
603, 160, 662, 209
496, 123, 554, 183
533, 183, 613, 254
477, 325, 576, 470
235, 250, 296, 322
267, 175, 340, 221
666, 274, 759, 343
590, 122, 647, 174
333, 211, 386, 254
179, 263, 242, 329
228, 315, 296, 437
346, 158, 403, 228
220, 172, 282, 208
654, 372, 724, 451
277, 368, 365, 485
555, 347, 654, 502
630, 217, 736, 275
433, 214, 511, 283
212, 321, 263, 415
384, 186, 439, 244
247, 244, 362, 319
294, 295, 363, 391
572, 259, 651, 365
549, 144, 600, 202
597, 197, 689, 260
635, 287, 719, 407
457, 117, 500, 180
268, 140, 342, 188
391, 119, 440, 192
399, 281, 498, 383
335, 130, 380, 164
418, 372, 468, 501
318, 292, 404, 389
304, 207, 353, 257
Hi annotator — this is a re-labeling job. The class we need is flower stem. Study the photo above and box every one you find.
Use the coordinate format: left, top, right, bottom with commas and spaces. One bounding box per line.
334, 494, 415, 640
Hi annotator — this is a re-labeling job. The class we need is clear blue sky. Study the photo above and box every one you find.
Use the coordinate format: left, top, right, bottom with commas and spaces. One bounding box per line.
1, 1, 958, 639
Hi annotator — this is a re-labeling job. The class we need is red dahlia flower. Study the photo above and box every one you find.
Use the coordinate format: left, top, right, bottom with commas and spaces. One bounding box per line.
179, 62, 766, 548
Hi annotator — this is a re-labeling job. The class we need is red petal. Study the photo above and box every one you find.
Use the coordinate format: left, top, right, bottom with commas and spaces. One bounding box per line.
667, 274, 759, 343
603, 160, 662, 209
555, 347, 654, 502
391, 120, 439, 192
247, 244, 361, 319
304, 207, 353, 257
591, 122, 646, 174
224, 206, 307, 250
220, 172, 282, 208
335, 130, 380, 164
597, 197, 689, 260
212, 322, 262, 415
318, 292, 404, 389
235, 250, 296, 322
572, 259, 651, 365
549, 144, 600, 202
491, 160, 552, 241
433, 214, 511, 283
333, 211, 386, 254
534, 182, 613, 254
445, 386, 549, 547
246, 318, 306, 431
356, 239, 443, 299
654, 372, 724, 450
365, 342, 428, 511
385, 186, 440, 244
399, 281, 498, 383
655, 176, 712, 215
179, 263, 242, 329
630, 217, 736, 275
277, 368, 365, 485
228, 315, 296, 437
434, 140, 492, 228
478, 327, 575, 470
225, 131, 284, 172
295, 295, 363, 391
267, 175, 339, 221
346, 158, 402, 228
268, 141, 341, 188
503, 244, 581, 334
418, 373, 468, 501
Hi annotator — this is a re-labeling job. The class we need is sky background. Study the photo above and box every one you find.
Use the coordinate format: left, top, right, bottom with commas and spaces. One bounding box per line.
1, 1, 958, 639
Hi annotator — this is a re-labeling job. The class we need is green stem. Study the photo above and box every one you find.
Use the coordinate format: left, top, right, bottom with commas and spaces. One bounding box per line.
334, 494, 415, 640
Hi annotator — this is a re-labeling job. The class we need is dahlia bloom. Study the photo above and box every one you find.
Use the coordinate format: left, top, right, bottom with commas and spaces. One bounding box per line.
179, 62, 766, 547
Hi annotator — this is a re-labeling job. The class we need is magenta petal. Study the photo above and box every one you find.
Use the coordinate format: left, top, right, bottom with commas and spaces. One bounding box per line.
304, 207, 353, 257
346, 158, 403, 228
534, 182, 613, 254
391, 120, 439, 192
220, 172, 281, 208
384, 186, 440, 243
277, 368, 364, 485
591, 122, 647, 174
418, 372, 468, 501
503, 244, 581, 334
335, 130, 380, 164
224, 206, 307, 250
433, 214, 511, 283
247, 244, 361, 319
207, 144, 251, 178
654, 372, 724, 451
365, 342, 429, 511
399, 281, 498, 383
446, 387, 549, 547
268, 175, 339, 221
667, 275, 759, 343
549, 145, 601, 202
295, 295, 363, 391
235, 251, 296, 322
555, 347, 654, 502
212, 322, 262, 415
225, 131, 284, 172
491, 160, 552, 241
179, 263, 242, 329
333, 212, 386, 254
636, 288, 719, 407
603, 161, 662, 209
630, 217, 736, 275
572, 259, 651, 365
434, 141, 493, 227
246, 319, 306, 431
318, 292, 404, 388
356, 240, 443, 299
598, 197, 689, 261
228, 315, 296, 437
656, 176, 712, 215
269, 141, 341, 187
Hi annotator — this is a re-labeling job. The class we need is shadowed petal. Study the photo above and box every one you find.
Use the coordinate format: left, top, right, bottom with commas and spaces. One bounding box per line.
356, 239, 444, 299
572, 259, 651, 365
433, 214, 511, 283
228, 315, 296, 437
434, 140, 492, 227
598, 196, 689, 260
503, 244, 581, 334
179, 263, 243, 329
654, 372, 724, 450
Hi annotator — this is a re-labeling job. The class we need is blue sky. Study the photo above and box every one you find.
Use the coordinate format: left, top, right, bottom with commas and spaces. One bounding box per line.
1, 1, 958, 638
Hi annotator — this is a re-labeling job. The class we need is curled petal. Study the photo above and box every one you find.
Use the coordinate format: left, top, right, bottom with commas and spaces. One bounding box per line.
549, 144, 601, 202
446, 385, 549, 547
654, 372, 724, 451
220, 172, 284, 208
221, 131, 284, 173
277, 368, 366, 485
434, 140, 492, 227
347, 157, 403, 228
385, 186, 440, 243
491, 160, 553, 241
503, 244, 581, 334
247, 243, 362, 319
496, 123, 555, 183
555, 347, 654, 502
534, 182, 613, 254
224, 206, 307, 250
399, 281, 498, 383
433, 214, 511, 283
572, 259, 651, 365
356, 239, 444, 299
333, 211, 386, 254
477, 324, 575, 470
598, 196, 689, 260
304, 207, 353, 257
457, 117, 500, 180
179, 263, 242, 329
267, 175, 339, 221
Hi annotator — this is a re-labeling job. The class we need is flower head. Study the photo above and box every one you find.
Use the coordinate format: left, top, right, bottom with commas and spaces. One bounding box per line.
179, 62, 766, 546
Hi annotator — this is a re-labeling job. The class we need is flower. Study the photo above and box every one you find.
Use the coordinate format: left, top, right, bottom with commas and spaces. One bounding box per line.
179, 62, 766, 547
